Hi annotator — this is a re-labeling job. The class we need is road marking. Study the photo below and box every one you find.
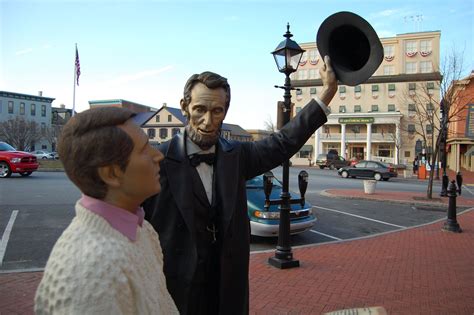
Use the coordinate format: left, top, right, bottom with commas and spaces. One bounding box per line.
309, 229, 342, 240
462, 185, 474, 195
314, 206, 407, 228
0, 210, 18, 266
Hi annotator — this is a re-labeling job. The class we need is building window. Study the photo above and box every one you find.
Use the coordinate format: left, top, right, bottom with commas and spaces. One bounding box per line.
41, 105, 46, 117
408, 83, 416, 90
378, 144, 391, 157
296, 89, 303, 95
354, 85, 361, 93
426, 124, 432, 134
408, 104, 416, 112
339, 86, 346, 93
147, 128, 156, 139
371, 85, 379, 92
405, 41, 417, 54
405, 62, 417, 74
172, 128, 180, 136
371, 105, 379, 112
309, 49, 318, 61
427, 103, 434, 111
41, 122, 46, 133
372, 125, 377, 133
384, 45, 394, 57
297, 70, 308, 80
388, 104, 396, 112
310, 87, 317, 95
31, 104, 36, 116
388, 84, 396, 91
168, 114, 172, 122
427, 82, 435, 89
354, 105, 361, 112
339, 106, 346, 113
8, 101, 13, 114
420, 61, 432, 73
159, 128, 168, 139
309, 69, 318, 79
20, 102, 25, 115
405, 151, 411, 158
420, 40, 432, 52
408, 124, 416, 133
0, 101, 2, 113
156, 115, 160, 122
383, 65, 394, 75
41, 144, 47, 150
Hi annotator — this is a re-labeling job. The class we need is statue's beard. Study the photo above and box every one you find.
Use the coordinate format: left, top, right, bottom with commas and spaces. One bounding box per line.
186, 125, 221, 150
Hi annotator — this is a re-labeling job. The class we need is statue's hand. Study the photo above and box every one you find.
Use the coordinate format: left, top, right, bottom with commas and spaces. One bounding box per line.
319, 55, 337, 106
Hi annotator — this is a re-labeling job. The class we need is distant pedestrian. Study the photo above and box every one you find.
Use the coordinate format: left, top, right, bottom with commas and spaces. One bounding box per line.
413, 156, 419, 175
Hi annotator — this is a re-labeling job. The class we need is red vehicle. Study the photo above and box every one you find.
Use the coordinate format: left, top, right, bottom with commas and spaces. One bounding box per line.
0, 141, 39, 178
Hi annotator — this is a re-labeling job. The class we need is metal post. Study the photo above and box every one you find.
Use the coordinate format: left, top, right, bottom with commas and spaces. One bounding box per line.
442, 180, 462, 233
269, 73, 299, 269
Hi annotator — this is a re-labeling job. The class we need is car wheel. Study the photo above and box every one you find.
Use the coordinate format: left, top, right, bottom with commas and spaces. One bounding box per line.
0, 162, 12, 178
341, 170, 349, 178
42, 156, 47, 159
329, 164, 335, 170
319, 165, 324, 169
374, 173, 382, 181
19, 171, 33, 177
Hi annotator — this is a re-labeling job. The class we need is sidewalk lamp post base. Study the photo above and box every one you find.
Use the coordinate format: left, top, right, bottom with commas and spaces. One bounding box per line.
268, 256, 300, 269
442, 222, 462, 233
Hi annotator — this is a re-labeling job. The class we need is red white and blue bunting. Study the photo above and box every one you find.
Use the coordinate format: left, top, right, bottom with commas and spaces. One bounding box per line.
406, 51, 418, 58
420, 50, 432, 57
384, 55, 395, 62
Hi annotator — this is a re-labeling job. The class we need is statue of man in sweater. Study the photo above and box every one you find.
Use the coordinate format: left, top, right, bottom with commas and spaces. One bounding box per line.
35, 107, 178, 314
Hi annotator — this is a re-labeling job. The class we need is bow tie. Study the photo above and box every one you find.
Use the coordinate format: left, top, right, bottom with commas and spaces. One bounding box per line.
189, 153, 215, 167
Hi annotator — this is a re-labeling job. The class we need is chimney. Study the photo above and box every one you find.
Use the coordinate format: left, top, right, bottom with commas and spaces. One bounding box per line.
163, 102, 167, 107
60, 104, 66, 108
38, 91, 43, 96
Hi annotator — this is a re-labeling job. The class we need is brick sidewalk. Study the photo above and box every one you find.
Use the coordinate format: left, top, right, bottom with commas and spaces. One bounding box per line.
1, 211, 473, 314
249, 210, 474, 314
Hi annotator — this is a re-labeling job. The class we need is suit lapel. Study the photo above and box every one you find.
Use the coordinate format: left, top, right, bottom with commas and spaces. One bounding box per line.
215, 138, 239, 236
164, 133, 196, 236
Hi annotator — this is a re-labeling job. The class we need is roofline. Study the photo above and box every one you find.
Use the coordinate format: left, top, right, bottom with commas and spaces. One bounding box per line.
0, 91, 55, 102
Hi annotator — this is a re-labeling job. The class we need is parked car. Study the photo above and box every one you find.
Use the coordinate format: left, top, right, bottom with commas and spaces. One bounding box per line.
50, 151, 60, 160
246, 175, 316, 237
0, 142, 39, 178
30, 150, 55, 160
337, 160, 398, 181
316, 153, 350, 170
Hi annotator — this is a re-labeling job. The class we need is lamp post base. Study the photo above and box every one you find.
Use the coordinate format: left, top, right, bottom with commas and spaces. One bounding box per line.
442, 221, 462, 233
268, 256, 300, 269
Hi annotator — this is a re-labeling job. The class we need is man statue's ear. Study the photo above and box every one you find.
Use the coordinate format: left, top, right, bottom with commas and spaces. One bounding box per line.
97, 165, 123, 188
180, 99, 189, 118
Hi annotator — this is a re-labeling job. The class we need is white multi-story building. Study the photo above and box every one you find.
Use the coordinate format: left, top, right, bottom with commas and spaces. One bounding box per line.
290, 31, 441, 166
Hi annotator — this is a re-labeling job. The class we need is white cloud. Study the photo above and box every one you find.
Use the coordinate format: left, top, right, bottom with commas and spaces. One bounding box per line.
15, 48, 33, 56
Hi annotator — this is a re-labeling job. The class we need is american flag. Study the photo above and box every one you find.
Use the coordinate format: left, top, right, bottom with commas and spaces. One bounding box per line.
75, 47, 81, 86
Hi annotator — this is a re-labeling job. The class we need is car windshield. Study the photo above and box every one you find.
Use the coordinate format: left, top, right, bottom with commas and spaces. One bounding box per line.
317, 154, 326, 159
247, 176, 282, 188
0, 142, 16, 151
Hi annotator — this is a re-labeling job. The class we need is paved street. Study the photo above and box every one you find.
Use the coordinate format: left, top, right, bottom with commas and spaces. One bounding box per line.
1, 169, 469, 271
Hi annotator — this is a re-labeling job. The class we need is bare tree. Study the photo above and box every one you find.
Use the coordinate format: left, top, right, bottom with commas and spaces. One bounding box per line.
263, 115, 276, 132
0, 116, 42, 151
402, 47, 472, 198
43, 125, 63, 151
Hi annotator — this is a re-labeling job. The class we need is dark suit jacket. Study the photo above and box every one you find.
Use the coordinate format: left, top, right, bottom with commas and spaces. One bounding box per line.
143, 99, 327, 314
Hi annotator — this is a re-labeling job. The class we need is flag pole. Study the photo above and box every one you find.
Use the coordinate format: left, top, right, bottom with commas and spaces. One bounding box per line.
72, 43, 77, 117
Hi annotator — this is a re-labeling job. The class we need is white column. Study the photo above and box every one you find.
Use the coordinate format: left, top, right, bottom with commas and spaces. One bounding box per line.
314, 128, 321, 163
341, 124, 346, 159
456, 144, 460, 173
366, 123, 372, 160
395, 123, 400, 164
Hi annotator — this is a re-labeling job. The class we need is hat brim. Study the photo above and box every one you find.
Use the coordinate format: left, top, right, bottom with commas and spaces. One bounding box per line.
317, 11, 383, 86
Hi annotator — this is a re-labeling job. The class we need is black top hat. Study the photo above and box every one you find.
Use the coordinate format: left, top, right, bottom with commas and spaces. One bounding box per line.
317, 11, 383, 86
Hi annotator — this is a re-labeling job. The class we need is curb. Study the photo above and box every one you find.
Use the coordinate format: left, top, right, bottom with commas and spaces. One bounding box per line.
320, 189, 471, 208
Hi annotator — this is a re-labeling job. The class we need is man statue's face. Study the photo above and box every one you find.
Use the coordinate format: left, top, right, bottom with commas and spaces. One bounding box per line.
184, 83, 227, 150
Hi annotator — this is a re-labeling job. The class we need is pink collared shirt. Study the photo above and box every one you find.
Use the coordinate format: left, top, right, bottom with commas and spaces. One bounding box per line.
79, 195, 145, 242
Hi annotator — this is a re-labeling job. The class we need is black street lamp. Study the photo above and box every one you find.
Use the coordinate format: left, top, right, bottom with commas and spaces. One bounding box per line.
440, 100, 449, 196
268, 23, 305, 269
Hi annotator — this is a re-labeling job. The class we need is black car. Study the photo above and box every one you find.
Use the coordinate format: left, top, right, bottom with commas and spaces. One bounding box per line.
337, 160, 397, 181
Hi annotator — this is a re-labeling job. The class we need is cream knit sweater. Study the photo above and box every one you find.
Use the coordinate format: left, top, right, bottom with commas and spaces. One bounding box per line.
35, 202, 178, 315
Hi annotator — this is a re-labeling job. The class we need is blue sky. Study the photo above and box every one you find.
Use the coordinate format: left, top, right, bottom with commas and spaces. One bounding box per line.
1, 0, 473, 129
